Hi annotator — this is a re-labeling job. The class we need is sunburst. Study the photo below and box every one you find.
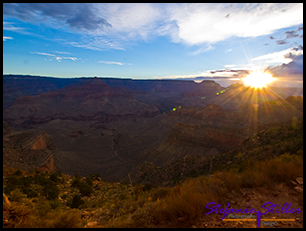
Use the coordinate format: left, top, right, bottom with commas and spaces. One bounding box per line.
242, 70, 276, 89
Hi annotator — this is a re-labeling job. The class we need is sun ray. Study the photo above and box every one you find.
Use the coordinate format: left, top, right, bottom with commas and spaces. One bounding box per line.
242, 70, 276, 89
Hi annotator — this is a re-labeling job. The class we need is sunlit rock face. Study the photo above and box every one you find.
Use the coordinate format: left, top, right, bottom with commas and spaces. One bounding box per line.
3, 122, 57, 173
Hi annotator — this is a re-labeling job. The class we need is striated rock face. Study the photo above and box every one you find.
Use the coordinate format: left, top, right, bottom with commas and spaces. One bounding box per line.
3, 122, 57, 173
4, 78, 160, 128
39, 155, 56, 173
31, 133, 54, 150
3, 121, 13, 136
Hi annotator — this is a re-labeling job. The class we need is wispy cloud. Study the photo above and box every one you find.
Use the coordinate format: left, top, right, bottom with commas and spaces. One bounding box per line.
63, 36, 125, 51
154, 69, 250, 80
224, 64, 236, 68
188, 45, 214, 55
3, 21, 27, 31
31, 51, 78, 62
252, 46, 303, 65
54, 51, 71, 55
3, 36, 13, 41
98, 60, 131, 65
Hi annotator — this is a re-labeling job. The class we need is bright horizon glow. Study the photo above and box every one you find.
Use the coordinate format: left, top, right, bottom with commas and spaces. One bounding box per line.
242, 70, 276, 89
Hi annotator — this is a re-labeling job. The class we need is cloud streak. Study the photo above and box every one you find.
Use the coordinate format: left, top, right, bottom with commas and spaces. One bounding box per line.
98, 60, 131, 65
252, 46, 303, 65
3, 36, 13, 41
31, 51, 78, 62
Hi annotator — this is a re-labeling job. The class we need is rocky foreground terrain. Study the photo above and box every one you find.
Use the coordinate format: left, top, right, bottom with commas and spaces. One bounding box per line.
3, 121, 57, 173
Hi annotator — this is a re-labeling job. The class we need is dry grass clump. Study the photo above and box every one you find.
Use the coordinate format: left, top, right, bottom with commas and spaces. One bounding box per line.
5, 201, 84, 228
240, 154, 303, 188
122, 152, 303, 227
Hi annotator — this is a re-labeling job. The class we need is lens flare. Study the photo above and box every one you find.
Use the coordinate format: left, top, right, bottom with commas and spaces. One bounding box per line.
242, 70, 276, 89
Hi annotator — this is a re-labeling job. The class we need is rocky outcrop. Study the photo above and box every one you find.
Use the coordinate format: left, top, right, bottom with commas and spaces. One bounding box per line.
3, 193, 11, 210
39, 155, 56, 173
3, 123, 57, 173
3, 121, 13, 135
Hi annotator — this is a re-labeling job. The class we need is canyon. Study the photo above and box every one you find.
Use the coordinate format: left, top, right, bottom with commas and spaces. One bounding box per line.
3, 75, 303, 182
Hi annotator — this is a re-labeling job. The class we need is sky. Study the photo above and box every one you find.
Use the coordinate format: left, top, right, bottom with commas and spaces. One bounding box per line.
3, 3, 303, 87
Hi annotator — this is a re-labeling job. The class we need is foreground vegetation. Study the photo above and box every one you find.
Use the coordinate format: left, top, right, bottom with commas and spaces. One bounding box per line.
3, 119, 303, 228
3, 150, 302, 228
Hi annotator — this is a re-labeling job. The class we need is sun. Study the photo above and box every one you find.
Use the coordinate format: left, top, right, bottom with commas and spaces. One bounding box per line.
242, 70, 276, 89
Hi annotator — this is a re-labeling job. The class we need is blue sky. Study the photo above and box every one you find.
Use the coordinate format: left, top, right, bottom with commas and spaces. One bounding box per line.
3, 3, 303, 87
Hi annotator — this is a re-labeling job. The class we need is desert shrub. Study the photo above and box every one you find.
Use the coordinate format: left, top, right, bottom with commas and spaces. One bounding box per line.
22, 187, 38, 198
86, 176, 93, 186
150, 187, 171, 201
13, 169, 23, 176
49, 173, 59, 182
57, 169, 62, 177
4, 181, 18, 195
214, 170, 241, 192
47, 209, 84, 228
42, 184, 60, 200
93, 173, 101, 180
143, 183, 157, 192
71, 178, 80, 188
277, 153, 299, 162
120, 180, 130, 186
78, 182, 93, 197
88, 172, 101, 181
19, 176, 34, 188
36, 200, 52, 218
4, 204, 33, 228
34, 173, 51, 186
71, 173, 82, 187
74, 172, 82, 180
296, 149, 303, 156
69, 194, 84, 208
49, 199, 62, 210
156, 175, 227, 222
4, 175, 34, 196
240, 169, 270, 188
263, 157, 303, 183
9, 188, 27, 202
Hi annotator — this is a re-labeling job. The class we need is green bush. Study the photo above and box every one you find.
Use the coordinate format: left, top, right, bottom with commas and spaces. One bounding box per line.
71, 178, 80, 188
86, 176, 93, 186
49, 199, 62, 210
9, 188, 26, 202
78, 182, 93, 197
70, 195, 84, 209
13, 169, 23, 176
49, 173, 59, 182
43, 184, 60, 200
22, 187, 38, 198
